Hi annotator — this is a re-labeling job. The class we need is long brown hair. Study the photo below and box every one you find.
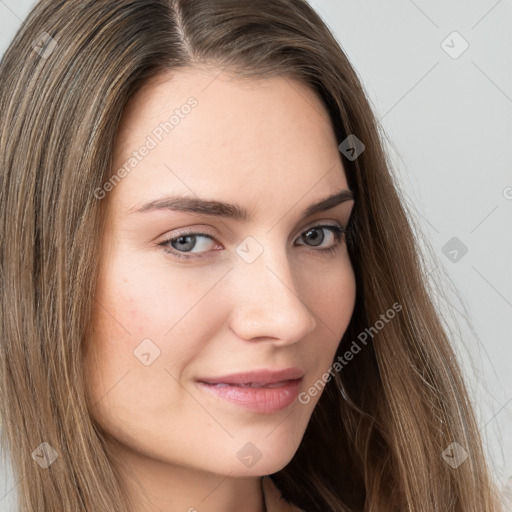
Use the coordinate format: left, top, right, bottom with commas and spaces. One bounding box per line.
0, 1, 504, 511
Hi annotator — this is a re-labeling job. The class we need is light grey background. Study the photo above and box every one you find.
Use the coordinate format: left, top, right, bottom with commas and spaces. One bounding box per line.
1, 0, 511, 510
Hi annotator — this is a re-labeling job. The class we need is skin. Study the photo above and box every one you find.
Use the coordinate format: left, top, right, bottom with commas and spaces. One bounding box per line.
85, 65, 356, 512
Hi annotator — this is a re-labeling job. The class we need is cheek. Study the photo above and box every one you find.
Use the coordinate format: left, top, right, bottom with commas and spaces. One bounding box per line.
84, 283, 199, 444
91, 256, 195, 347
301, 259, 356, 374
84, 258, 226, 407
306, 256, 356, 335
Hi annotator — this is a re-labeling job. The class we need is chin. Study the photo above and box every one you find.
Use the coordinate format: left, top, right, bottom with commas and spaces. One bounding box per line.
217, 433, 302, 477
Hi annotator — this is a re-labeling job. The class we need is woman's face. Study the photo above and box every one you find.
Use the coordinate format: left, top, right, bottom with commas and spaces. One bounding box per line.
86, 66, 356, 480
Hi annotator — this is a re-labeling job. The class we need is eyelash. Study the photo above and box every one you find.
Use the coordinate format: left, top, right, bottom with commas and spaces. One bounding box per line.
157, 224, 347, 261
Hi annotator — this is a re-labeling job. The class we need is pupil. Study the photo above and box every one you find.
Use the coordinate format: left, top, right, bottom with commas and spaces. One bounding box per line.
306, 228, 323, 247
173, 235, 195, 252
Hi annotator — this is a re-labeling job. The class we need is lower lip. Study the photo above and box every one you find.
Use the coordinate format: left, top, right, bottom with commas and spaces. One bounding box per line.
196, 379, 302, 413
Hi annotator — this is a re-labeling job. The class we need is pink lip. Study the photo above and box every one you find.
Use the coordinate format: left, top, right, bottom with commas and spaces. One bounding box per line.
197, 367, 305, 386
196, 368, 304, 413
197, 379, 302, 413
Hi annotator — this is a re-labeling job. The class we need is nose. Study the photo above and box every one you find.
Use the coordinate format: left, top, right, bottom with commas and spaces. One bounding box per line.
227, 243, 317, 345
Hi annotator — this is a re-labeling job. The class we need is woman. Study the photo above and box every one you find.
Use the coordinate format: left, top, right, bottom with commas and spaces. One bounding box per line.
0, 1, 504, 511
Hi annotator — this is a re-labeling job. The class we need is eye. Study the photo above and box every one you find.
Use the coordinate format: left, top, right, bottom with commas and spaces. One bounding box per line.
295, 224, 346, 255
158, 230, 219, 260
157, 224, 346, 261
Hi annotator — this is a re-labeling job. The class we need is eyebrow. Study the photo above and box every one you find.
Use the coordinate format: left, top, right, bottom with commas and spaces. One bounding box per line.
129, 189, 355, 221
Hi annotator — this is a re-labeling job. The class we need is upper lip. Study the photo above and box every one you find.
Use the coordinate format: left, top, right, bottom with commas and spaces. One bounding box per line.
197, 367, 304, 385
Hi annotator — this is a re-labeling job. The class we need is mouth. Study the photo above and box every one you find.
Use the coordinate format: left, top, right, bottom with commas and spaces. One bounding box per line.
196, 370, 304, 413
196, 367, 305, 387
203, 380, 297, 388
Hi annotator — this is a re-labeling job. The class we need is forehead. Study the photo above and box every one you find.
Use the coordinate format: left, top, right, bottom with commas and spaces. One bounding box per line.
110, 66, 348, 213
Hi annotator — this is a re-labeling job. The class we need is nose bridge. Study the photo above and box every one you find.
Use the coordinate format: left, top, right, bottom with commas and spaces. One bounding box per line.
228, 234, 317, 343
